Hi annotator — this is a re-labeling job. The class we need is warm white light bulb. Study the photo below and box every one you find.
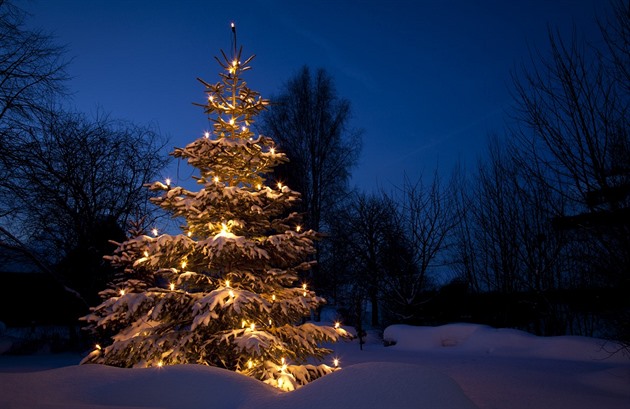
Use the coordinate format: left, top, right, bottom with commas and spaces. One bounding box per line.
157, 361, 163, 368
296, 225, 302, 232
181, 260, 187, 269
333, 358, 339, 367
165, 178, 171, 186
213, 176, 220, 183
250, 323, 255, 331
270, 147, 275, 155
229, 118, 235, 125
204, 131, 210, 138
169, 283, 175, 291
272, 294, 276, 301
151, 228, 158, 237
247, 360, 253, 369
143, 251, 149, 257
119, 289, 125, 296
225, 280, 231, 288
334, 321, 340, 329
229, 289, 235, 298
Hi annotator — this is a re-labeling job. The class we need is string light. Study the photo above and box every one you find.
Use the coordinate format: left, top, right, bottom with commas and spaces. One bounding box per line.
296, 225, 302, 232
119, 289, 125, 296
334, 321, 340, 329
187, 231, 192, 237
143, 251, 149, 257
204, 131, 210, 138
247, 360, 253, 369
272, 294, 276, 301
213, 176, 220, 183
169, 283, 175, 291
157, 361, 164, 368
229, 118, 235, 125
256, 183, 262, 190
229, 289, 235, 298
333, 358, 339, 367
225, 279, 231, 288
151, 228, 158, 237
95, 344, 102, 350
181, 260, 187, 269
277, 182, 283, 189
165, 178, 171, 186
270, 147, 275, 155
249, 323, 255, 331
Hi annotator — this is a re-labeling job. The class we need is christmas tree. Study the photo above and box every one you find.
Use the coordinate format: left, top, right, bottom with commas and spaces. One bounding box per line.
81, 26, 348, 391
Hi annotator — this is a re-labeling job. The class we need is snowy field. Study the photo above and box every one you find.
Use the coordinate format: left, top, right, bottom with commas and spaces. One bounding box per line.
1, 323, 629, 409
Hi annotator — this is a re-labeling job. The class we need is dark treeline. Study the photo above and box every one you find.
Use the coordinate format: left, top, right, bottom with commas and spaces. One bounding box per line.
0, 0, 169, 342
263, 0, 629, 347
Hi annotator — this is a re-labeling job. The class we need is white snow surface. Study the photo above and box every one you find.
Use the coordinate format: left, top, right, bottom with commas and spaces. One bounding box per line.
1, 322, 629, 409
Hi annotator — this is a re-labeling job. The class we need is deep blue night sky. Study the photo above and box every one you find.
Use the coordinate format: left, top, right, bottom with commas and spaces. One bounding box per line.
25, 0, 605, 191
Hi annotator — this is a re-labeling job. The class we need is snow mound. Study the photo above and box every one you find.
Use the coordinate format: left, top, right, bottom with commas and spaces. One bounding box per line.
0, 360, 478, 409
0, 363, 279, 409
384, 323, 627, 362
249, 362, 478, 409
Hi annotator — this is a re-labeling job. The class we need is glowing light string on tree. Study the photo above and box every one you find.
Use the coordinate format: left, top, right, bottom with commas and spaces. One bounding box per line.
80, 21, 350, 391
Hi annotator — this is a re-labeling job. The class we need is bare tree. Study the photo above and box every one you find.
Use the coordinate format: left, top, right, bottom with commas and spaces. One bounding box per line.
0, 1, 169, 310
0, 108, 170, 304
381, 172, 458, 323
0, 0, 68, 221
0, 0, 67, 128
450, 136, 574, 334
261, 66, 362, 234
511, 5, 630, 286
328, 193, 397, 328
453, 137, 568, 292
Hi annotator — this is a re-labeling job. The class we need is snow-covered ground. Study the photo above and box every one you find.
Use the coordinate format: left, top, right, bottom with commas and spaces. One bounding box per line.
0, 323, 628, 409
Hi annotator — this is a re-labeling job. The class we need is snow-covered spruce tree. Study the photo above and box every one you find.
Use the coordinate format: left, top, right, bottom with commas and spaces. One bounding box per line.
81, 41, 349, 391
